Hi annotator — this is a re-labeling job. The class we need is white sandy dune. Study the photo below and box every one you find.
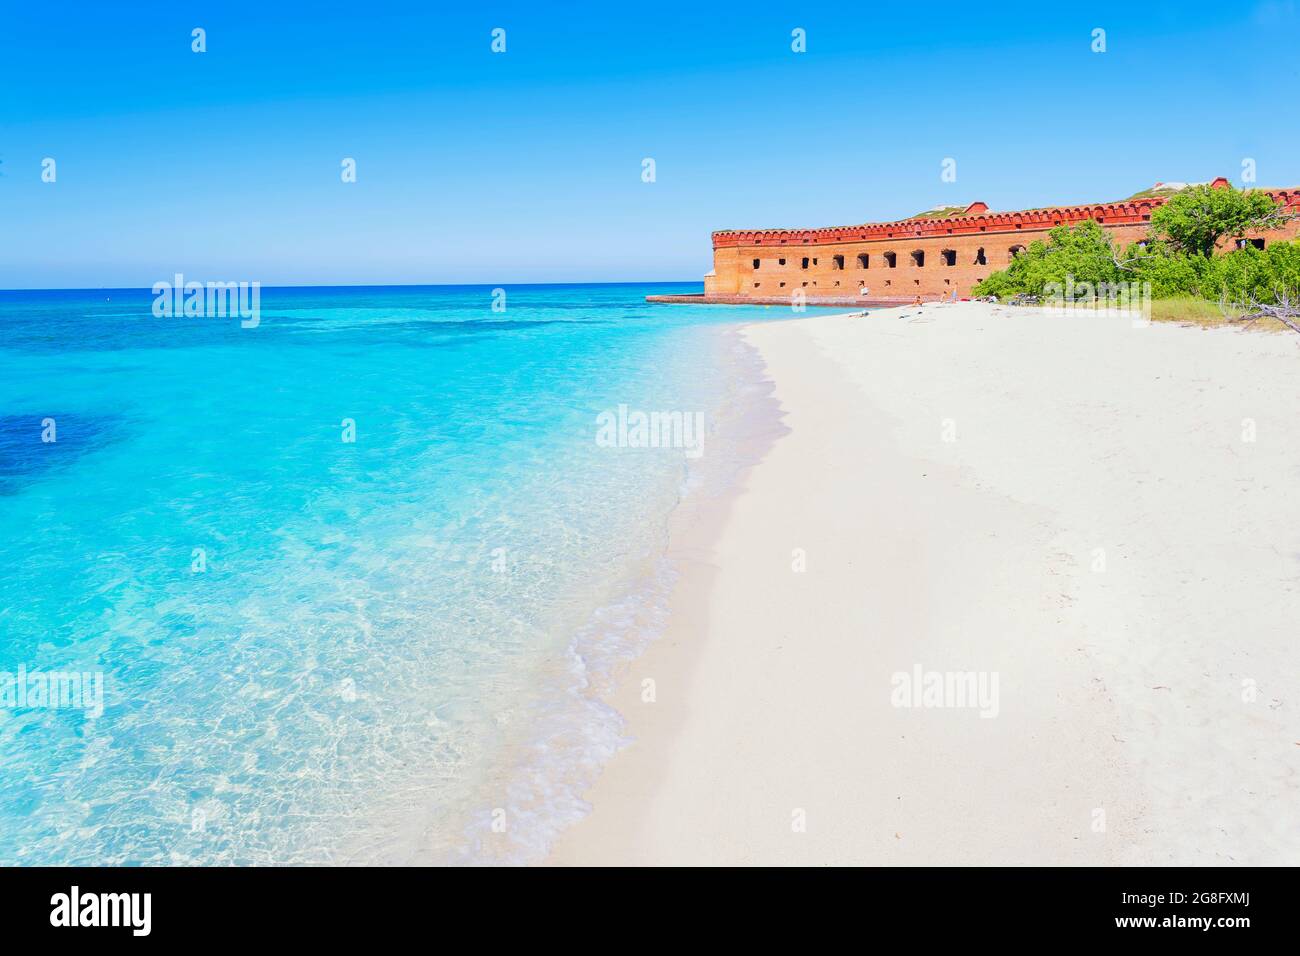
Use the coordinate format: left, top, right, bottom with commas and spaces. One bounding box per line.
547, 302, 1300, 866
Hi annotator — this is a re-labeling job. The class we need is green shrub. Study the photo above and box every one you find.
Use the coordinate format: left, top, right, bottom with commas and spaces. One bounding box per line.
972, 211, 1300, 310
972, 220, 1123, 298
1125, 240, 1204, 299
1199, 241, 1300, 305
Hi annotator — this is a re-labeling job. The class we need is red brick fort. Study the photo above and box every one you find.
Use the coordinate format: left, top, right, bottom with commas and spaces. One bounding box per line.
651, 177, 1300, 306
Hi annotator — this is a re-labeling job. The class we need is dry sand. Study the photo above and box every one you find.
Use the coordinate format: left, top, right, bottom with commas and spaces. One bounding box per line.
546, 302, 1300, 866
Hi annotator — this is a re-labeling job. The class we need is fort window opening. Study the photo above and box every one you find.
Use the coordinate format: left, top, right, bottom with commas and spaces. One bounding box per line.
941, 249, 956, 267
832, 255, 845, 270
857, 253, 869, 269
1008, 245, 1026, 261
801, 257, 810, 269
778, 258, 787, 266
974, 247, 987, 265
884, 252, 897, 269
1237, 238, 1266, 250
753, 258, 761, 269
910, 250, 925, 267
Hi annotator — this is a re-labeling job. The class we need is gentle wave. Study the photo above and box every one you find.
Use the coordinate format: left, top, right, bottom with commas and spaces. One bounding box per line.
0, 283, 789, 864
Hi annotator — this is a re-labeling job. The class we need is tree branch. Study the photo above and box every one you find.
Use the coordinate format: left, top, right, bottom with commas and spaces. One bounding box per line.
1228, 288, 1300, 335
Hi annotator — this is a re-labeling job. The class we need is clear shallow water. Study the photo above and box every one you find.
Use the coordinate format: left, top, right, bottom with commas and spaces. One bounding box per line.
0, 282, 800, 864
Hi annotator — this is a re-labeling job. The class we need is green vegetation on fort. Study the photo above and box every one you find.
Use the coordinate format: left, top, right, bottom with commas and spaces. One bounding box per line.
972, 184, 1299, 318
1122, 184, 1189, 201
911, 205, 969, 219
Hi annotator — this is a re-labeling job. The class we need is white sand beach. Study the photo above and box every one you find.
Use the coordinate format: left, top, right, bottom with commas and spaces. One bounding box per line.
547, 301, 1300, 866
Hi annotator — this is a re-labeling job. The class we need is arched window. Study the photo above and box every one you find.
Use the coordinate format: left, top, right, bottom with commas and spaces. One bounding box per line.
910, 250, 925, 267
884, 252, 897, 269
974, 247, 987, 265
1008, 245, 1026, 261
832, 255, 845, 270
857, 253, 869, 269
940, 249, 956, 267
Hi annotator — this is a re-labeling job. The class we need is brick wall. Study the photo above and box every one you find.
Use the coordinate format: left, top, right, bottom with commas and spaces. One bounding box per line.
704, 186, 1300, 301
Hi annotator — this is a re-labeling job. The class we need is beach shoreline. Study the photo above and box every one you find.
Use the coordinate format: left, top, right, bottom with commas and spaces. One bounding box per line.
546, 301, 1300, 866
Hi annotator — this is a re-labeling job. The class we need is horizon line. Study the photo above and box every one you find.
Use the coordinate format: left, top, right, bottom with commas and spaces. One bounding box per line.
0, 279, 705, 294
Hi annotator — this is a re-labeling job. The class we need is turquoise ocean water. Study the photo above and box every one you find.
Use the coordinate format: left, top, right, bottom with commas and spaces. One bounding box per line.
0, 283, 799, 864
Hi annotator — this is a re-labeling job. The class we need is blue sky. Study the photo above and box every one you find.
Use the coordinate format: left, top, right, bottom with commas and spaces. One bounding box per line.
1, 0, 1296, 288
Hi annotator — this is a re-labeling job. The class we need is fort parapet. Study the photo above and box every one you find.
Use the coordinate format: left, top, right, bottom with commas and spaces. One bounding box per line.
652, 178, 1300, 305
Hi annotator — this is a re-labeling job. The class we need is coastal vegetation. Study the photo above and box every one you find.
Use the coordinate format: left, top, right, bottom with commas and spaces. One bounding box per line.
972, 184, 1300, 328
912, 204, 970, 219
